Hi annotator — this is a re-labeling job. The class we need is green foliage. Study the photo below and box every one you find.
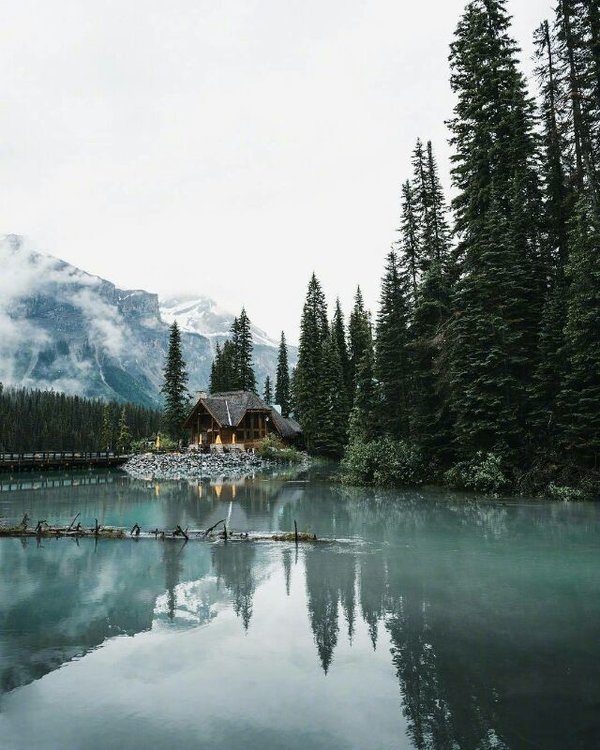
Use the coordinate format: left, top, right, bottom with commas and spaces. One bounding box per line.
100, 402, 115, 451
161, 321, 189, 440
342, 438, 424, 487
375, 250, 410, 440
444, 452, 509, 496
210, 309, 257, 393
447, 0, 542, 461
263, 375, 273, 405
233, 308, 257, 392
275, 331, 291, 417
558, 194, 600, 468
254, 435, 304, 464
117, 406, 132, 454
291, 0, 600, 495
545, 483, 586, 502
348, 287, 372, 392
295, 273, 329, 452
0, 386, 160, 452
312, 327, 349, 458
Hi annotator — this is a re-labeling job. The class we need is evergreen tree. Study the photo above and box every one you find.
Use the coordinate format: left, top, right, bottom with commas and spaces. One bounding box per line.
331, 298, 351, 401
100, 402, 114, 451
235, 308, 257, 392
555, 0, 599, 194
530, 19, 574, 444
348, 287, 372, 393
558, 193, 600, 469
263, 375, 273, 405
117, 406, 132, 454
447, 0, 542, 461
348, 334, 377, 444
213, 340, 238, 392
0, 386, 160, 453
398, 180, 421, 305
295, 273, 328, 452
313, 327, 349, 457
407, 140, 454, 459
275, 331, 291, 417
161, 321, 189, 440
210, 342, 223, 393
210, 311, 257, 394
422, 141, 452, 268
374, 250, 411, 440
410, 259, 453, 463
448, 189, 530, 457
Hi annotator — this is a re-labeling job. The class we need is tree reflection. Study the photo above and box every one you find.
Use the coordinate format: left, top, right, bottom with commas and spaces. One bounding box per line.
359, 551, 386, 649
162, 540, 185, 621
212, 543, 257, 630
304, 547, 340, 673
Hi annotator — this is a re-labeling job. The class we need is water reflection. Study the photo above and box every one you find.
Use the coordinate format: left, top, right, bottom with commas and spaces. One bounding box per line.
0, 471, 599, 749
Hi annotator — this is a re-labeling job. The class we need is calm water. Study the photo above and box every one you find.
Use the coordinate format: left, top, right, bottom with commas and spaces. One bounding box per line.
0, 468, 599, 750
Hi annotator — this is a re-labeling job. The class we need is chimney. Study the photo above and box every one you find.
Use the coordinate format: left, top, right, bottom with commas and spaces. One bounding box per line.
196, 390, 207, 401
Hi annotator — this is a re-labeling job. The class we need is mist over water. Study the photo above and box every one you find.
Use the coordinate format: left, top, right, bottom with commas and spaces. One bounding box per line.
0, 468, 599, 749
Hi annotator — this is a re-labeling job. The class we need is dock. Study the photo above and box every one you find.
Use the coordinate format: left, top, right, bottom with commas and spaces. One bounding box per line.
0, 451, 129, 472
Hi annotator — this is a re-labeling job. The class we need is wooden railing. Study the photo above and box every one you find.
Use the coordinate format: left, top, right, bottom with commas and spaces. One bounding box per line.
0, 452, 129, 471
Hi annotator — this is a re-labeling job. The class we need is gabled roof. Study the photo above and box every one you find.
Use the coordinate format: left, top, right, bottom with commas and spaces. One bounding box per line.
183, 391, 301, 442
269, 409, 302, 439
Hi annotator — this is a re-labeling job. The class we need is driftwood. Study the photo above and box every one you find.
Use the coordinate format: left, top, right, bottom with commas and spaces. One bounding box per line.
67, 512, 80, 532
203, 519, 226, 537
174, 525, 189, 541
0, 516, 321, 544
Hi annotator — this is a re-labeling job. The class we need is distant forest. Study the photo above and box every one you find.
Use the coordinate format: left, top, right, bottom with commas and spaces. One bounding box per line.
291, 0, 600, 497
0, 384, 161, 453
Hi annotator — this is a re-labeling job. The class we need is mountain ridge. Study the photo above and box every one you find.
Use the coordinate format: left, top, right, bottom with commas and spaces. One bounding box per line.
0, 235, 291, 406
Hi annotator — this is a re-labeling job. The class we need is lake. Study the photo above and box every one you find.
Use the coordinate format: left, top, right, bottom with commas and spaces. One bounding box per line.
0, 467, 599, 749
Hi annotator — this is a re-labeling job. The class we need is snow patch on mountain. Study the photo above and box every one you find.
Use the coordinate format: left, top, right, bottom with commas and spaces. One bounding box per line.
160, 296, 279, 349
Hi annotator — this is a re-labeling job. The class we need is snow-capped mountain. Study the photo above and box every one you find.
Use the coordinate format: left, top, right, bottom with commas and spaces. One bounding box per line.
0, 235, 287, 406
160, 296, 280, 349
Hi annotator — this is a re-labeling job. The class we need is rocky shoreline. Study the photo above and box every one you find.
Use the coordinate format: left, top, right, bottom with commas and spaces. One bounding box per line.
122, 450, 303, 481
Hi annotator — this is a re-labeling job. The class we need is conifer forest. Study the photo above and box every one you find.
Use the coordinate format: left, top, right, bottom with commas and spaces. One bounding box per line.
0, 383, 161, 453
293, 0, 600, 497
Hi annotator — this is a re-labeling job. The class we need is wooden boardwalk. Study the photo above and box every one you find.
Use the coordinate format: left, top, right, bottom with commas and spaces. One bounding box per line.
0, 451, 129, 472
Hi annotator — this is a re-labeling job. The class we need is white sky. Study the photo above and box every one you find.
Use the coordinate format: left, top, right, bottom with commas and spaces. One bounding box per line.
0, 0, 553, 344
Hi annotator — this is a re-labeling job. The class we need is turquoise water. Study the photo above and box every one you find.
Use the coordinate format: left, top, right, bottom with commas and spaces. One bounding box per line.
0, 468, 599, 749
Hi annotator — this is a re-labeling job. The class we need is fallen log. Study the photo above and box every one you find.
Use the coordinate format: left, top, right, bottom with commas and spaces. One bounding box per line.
0, 521, 323, 544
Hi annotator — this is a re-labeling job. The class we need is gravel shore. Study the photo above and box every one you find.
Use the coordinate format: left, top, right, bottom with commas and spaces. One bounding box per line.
123, 450, 284, 481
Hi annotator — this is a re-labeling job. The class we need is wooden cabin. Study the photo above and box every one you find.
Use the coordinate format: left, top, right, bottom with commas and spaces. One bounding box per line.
183, 391, 301, 451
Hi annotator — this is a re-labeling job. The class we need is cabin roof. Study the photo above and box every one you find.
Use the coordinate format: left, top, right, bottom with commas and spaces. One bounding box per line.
183, 390, 301, 438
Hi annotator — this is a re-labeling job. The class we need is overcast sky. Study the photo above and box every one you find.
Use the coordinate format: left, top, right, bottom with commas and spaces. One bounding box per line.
1, 0, 553, 343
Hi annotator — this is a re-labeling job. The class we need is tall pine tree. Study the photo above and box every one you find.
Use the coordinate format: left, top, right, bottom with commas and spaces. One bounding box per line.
374, 250, 411, 440
558, 193, 600, 470
295, 274, 328, 452
275, 332, 291, 417
161, 321, 189, 440
447, 0, 542, 461
348, 287, 372, 394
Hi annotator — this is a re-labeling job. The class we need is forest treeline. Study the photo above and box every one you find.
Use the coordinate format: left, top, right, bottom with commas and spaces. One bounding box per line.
292, 0, 600, 497
0, 383, 161, 453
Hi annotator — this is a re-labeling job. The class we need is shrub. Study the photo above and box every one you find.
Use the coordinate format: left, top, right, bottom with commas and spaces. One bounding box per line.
444, 452, 509, 495
341, 438, 425, 487
545, 483, 585, 501
255, 435, 304, 464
